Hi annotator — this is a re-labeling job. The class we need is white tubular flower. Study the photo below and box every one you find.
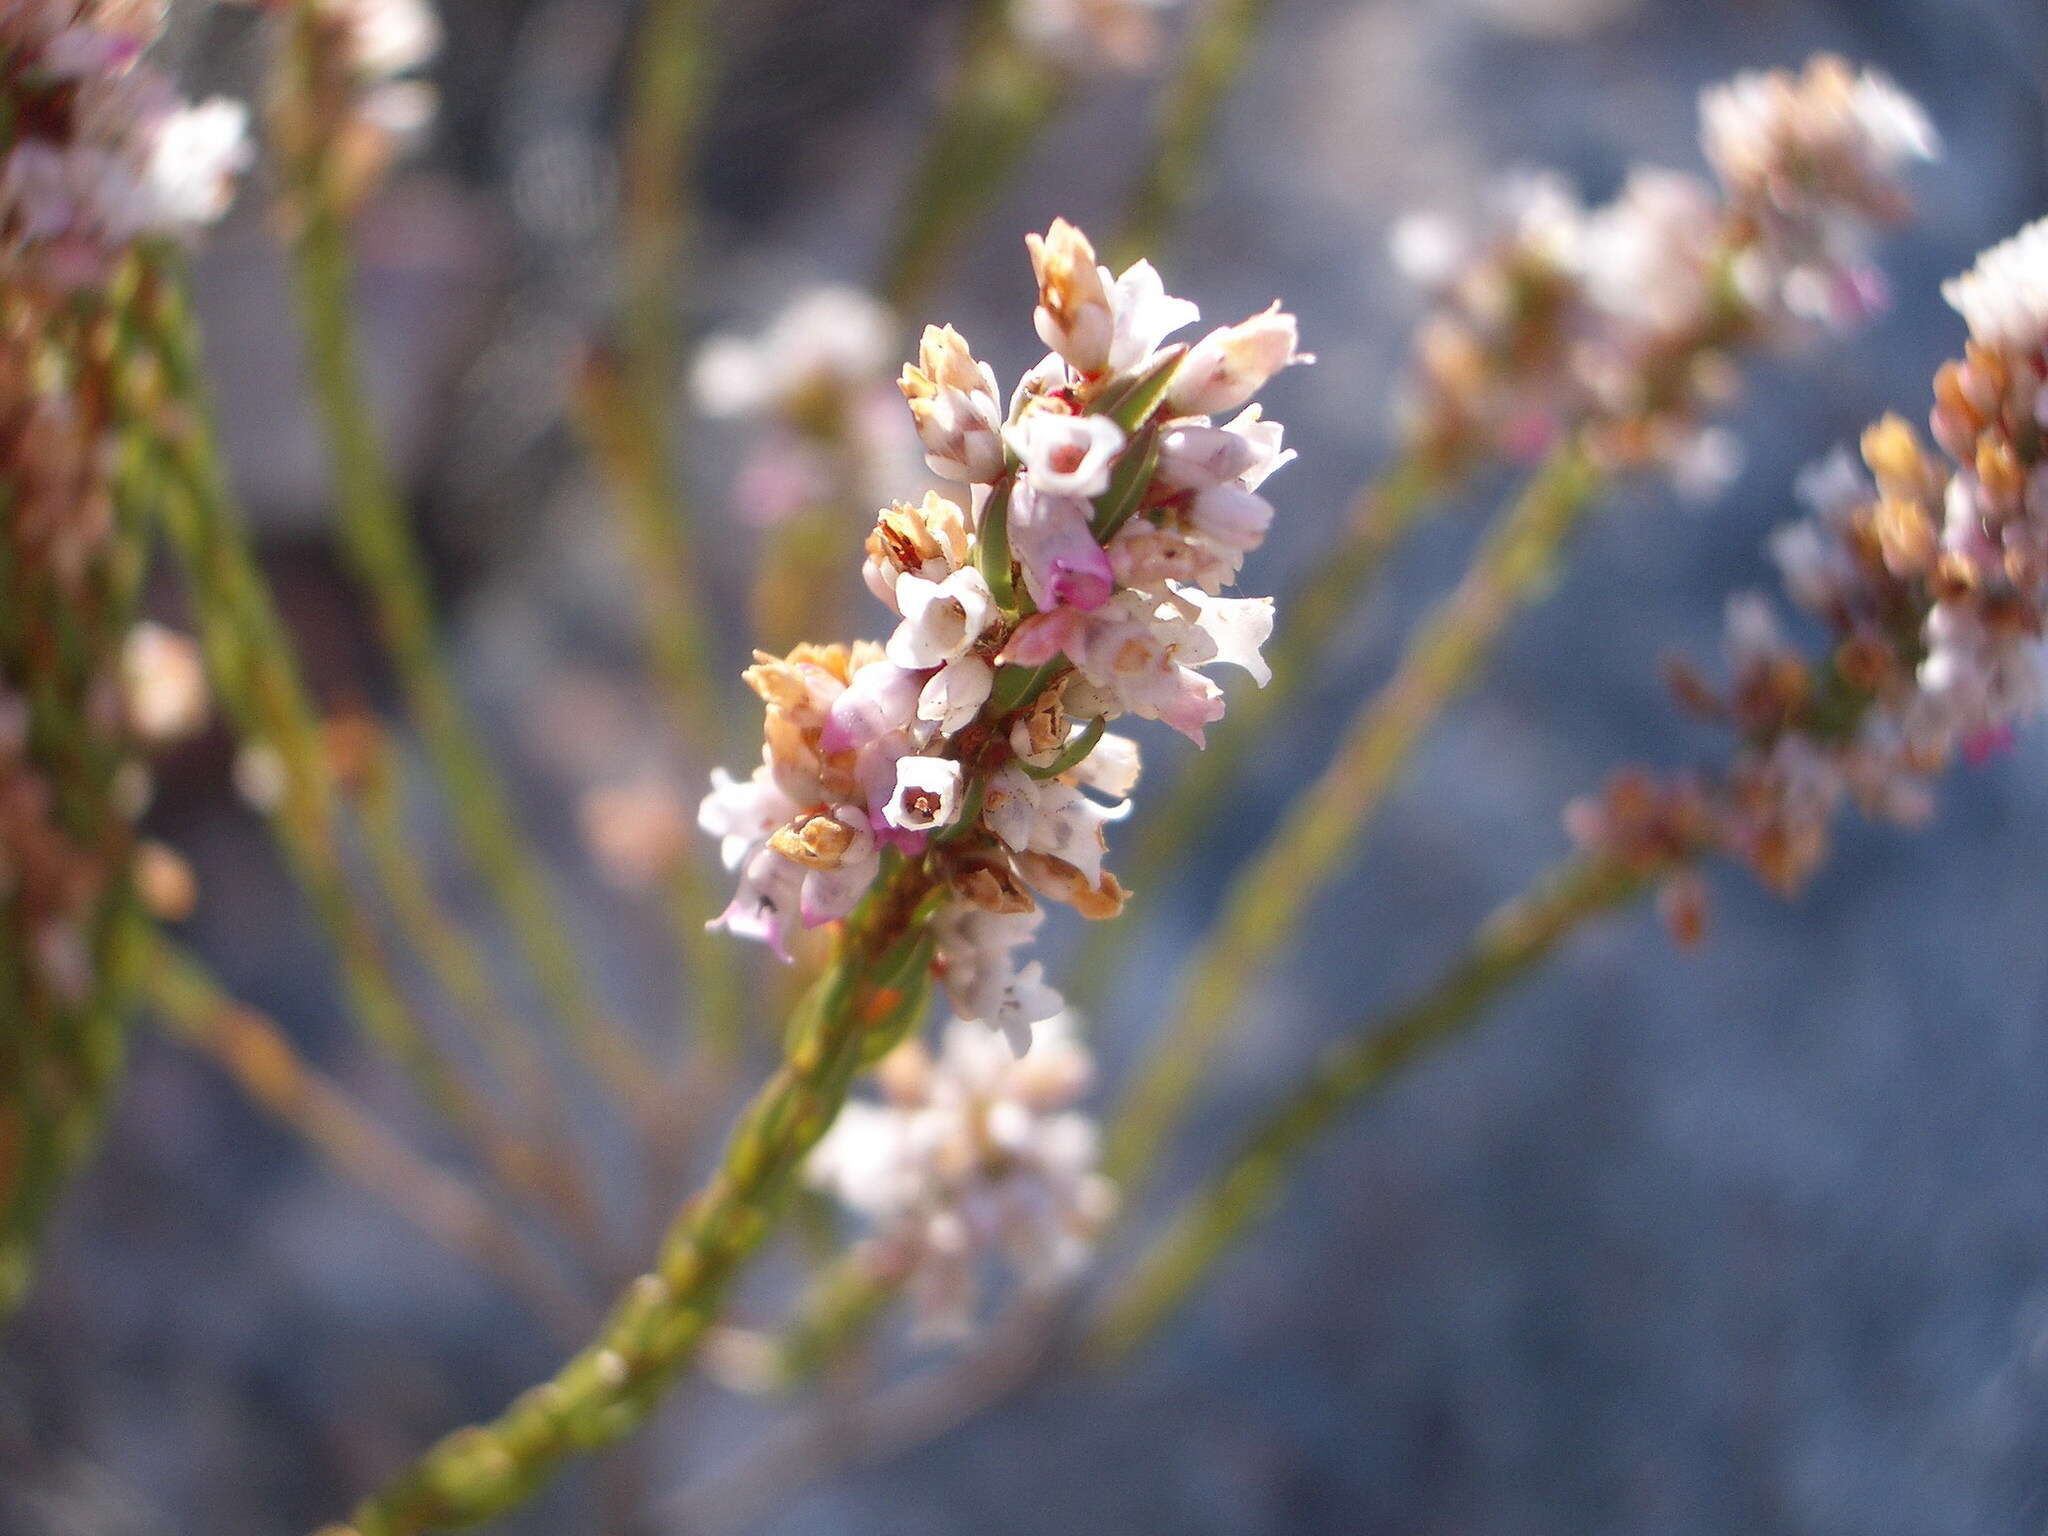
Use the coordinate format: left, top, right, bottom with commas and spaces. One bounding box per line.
983, 766, 1129, 887
1005, 410, 1126, 498
142, 100, 253, 230
887, 568, 999, 670
692, 285, 897, 420
1070, 730, 1141, 799
885, 755, 965, 832
805, 1012, 1113, 1336
900, 325, 1007, 482
1009, 0, 1179, 75
789, 806, 882, 929
122, 623, 210, 746
1165, 303, 1312, 417
1106, 258, 1201, 373
918, 655, 995, 738
1010, 482, 1115, 613
1941, 216, 2048, 358
1177, 587, 1276, 687
697, 761, 800, 870
932, 906, 1066, 1052
820, 659, 922, 755
1027, 217, 1116, 374
335, 0, 443, 79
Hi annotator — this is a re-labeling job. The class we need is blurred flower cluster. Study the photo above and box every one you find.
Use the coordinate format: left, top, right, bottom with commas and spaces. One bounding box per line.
808, 1010, 1114, 1336
1572, 217, 2048, 925
1390, 55, 1937, 493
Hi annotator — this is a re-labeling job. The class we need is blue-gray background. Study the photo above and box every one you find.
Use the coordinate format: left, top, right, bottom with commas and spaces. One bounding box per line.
7, 0, 2048, 1531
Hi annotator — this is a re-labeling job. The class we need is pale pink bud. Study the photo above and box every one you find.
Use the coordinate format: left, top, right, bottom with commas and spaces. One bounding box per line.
1165, 304, 1311, 417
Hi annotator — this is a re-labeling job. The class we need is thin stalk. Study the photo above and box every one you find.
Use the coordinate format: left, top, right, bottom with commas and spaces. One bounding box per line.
149, 939, 593, 1343
275, 5, 658, 1114
1087, 854, 1657, 1358
1110, 0, 1272, 266
620, 0, 710, 415
124, 261, 571, 1235
880, 0, 1062, 313
1070, 447, 1443, 1003
123, 261, 460, 1114
568, 359, 741, 1064
327, 860, 942, 1536
349, 730, 612, 1259
1105, 442, 1603, 1191
739, 1252, 897, 1392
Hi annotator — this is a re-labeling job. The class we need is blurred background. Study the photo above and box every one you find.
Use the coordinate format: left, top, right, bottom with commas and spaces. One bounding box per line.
9, 0, 2048, 1530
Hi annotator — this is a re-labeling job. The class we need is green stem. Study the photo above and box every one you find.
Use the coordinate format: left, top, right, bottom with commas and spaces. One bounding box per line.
125, 262, 456, 1107
1110, 0, 1272, 266
1105, 443, 1602, 1192
330, 860, 940, 1535
275, 8, 658, 1113
570, 356, 741, 1066
749, 1252, 899, 1391
1088, 853, 1656, 1358
351, 732, 612, 1259
1069, 447, 1444, 1004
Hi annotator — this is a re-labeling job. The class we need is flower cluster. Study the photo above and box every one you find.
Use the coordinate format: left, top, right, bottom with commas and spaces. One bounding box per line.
1390, 55, 1935, 489
1, 4, 235, 1019
1570, 217, 2048, 911
1008, 0, 1179, 74
805, 1012, 1114, 1337
1, 0, 250, 292
700, 217, 1305, 1054
691, 285, 930, 528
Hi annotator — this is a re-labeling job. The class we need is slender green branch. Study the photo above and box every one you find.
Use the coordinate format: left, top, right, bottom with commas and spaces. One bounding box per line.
327, 860, 942, 1535
569, 358, 741, 1064
1071, 447, 1444, 1002
1105, 442, 1603, 1191
346, 725, 611, 1258
1110, 0, 1271, 266
620, 0, 710, 411
1089, 853, 1656, 1358
880, 0, 1062, 312
148, 939, 595, 1342
273, 3, 658, 1113
124, 261, 458, 1108
726, 1251, 898, 1393
123, 260, 589, 1244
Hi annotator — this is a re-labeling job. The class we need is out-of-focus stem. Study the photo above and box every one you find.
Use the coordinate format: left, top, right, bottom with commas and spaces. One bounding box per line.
347, 726, 611, 1258
620, 0, 709, 407
1105, 442, 1603, 1191
716, 1251, 897, 1393
1087, 853, 1657, 1358
326, 861, 942, 1536
126, 261, 456, 1112
149, 940, 593, 1343
1071, 447, 1445, 1004
126, 261, 582, 1240
1110, 0, 1271, 266
570, 355, 741, 1067
274, 6, 658, 1117
880, 0, 1062, 313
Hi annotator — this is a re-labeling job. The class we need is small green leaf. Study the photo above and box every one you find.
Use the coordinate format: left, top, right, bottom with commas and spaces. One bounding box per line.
1090, 422, 1160, 542
975, 474, 1017, 610
1090, 344, 1187, 431
1018, 715, 1107, 780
